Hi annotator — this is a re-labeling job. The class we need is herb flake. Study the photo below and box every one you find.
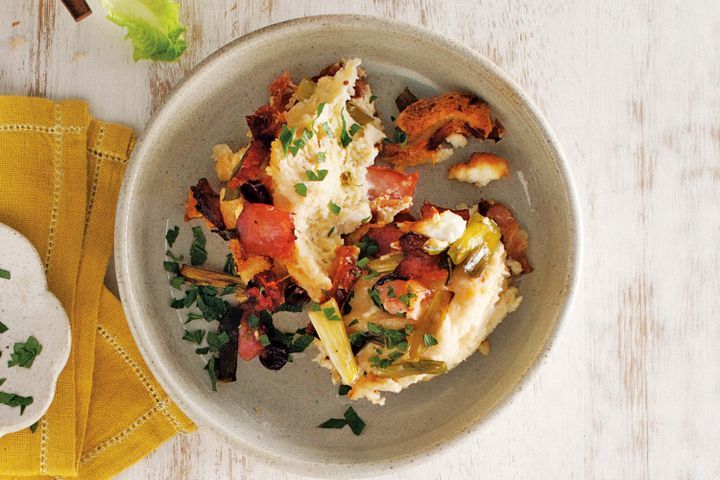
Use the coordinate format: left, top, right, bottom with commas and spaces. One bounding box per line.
8, 336, 42, 368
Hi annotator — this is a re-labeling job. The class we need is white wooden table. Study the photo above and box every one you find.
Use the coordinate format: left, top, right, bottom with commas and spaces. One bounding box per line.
2, 1, 719, 478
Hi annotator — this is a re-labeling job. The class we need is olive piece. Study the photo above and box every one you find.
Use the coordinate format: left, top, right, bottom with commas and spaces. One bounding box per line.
284, 282, 310, 306
259, 341, 289, 370
240, 180, 272, 204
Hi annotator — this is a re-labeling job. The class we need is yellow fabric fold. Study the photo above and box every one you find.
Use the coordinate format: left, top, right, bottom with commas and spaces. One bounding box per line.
0, 96, 194, 479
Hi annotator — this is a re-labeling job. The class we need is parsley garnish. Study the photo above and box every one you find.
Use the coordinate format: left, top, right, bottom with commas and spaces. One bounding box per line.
223, 253, 236, 275
357, 235, 379, 258
0, 383, 33, 415
318, 407, 366, 435
190, 226, 207, 265
369, 95, 377, 103
169, 276, 184, 289
163, 261, 179, 273
165, 226, 179, 247
328, 202, 341, 215
289, 334, 314, 353
259, 334, 271, 347
340, 109, 353, 147
383, 126, 408, 147
294, 183, 307, 197
317, 152, 326, 163
0, 320, 7, 334
349, 123, 362, 136
279, 124, 296, 155
29, 421, 39, 433
289, 128, 314, 155
338, 385, 351, 396
368, 288, 383, 309
306, 169, 329, 181
323, 307, 341, 321
398, 292, 416, 307
0, 268, 11, 280
182, 329, 205, 345
327, 226, 335, 237
186, 312, 203, 322
274, 303, 303, 313
207, 331, 230, 352
423, 333, 438, 347
204, 357, 218, 391
356, 257, 369, 268
316, 102, 326, 119
386, 285, 396, 298
404, 324, 414, 334
348, 319, 359, 327
166, 250, 183, 263
362, 269, 379, 281
8, 336, 42, 368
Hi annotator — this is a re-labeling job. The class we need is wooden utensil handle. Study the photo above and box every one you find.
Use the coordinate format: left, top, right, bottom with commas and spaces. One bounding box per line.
59, 0, 92, 22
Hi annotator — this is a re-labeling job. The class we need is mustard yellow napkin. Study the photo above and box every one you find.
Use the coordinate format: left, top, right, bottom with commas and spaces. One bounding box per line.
0, 96, 194, 479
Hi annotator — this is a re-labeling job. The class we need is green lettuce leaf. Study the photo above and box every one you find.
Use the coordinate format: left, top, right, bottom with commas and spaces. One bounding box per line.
99, 0, 188, 62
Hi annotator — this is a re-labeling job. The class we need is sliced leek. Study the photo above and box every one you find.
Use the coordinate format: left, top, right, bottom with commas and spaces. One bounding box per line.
447, 213, 501, 277
375, 360, 448, 378
366, 253, 403, 274
407, 290, 454, 361
308, 298, 359, 385
179, 265, 246, 288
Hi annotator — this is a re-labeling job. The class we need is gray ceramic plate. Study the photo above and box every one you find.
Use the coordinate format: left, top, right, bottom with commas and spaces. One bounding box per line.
115, 15, 580, 478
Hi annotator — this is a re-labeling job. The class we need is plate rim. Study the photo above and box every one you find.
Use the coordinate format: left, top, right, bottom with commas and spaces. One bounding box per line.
115, 14, 582, 478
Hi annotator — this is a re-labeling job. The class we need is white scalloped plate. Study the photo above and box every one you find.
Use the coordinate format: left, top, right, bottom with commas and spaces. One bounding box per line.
0, 223, 71, 438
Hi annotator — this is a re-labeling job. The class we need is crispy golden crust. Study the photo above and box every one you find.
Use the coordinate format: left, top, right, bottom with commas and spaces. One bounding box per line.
382, 93, 504, 167
448, 152, 510, 187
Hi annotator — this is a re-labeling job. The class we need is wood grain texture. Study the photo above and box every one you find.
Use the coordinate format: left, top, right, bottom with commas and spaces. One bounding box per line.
2, 0, 720, 478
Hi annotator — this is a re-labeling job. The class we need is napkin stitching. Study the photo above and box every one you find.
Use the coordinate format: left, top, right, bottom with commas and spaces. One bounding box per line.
97, 324, 185, 432
87, 147, 129, 165
0, 124, 83, 134
43, 103, 64, 277
79, 402, 167, 465
84, 127, 106, 233
39, 415, 49, 475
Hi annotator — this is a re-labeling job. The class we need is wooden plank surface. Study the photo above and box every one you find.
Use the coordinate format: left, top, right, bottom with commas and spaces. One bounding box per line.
2, 0, 719, 478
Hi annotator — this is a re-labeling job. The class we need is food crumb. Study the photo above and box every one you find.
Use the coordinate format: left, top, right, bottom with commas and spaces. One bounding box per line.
72, 52, 88, 62
479, 340, 490, 356
253, 406, 262, 413
12, 21, 20, 27
10, 36, 28, 48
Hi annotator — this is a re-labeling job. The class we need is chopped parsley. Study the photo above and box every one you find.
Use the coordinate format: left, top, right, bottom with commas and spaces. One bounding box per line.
204, 357, 218, 391
0, 320, 7, 334
258, 334, 271, 347
29, 421, 39, 433
386, 285, 396, 298
207, 331, 230, 352
8, 336, 42, 368
423, 333, 438, 347
317, 152, 326, 163
366, 323, 408, 350
340, 110, 353, 147
165, 226, 179, 247
338, 384, 351, 396
182, 329, 205, 345
368, 288, 383, 309
356, 257, 369, 268
383, 126, 408, 147
398, 292, 416, 307
349, 123, 362, 136
223, 253, 236, 275
327, 226, 335, 237
318, 407, 366, 435
323, 307, 341, 321
247, 313, 260, 330
316, 102, 326, 119
404, 324, 414, 334
0, 268, 11, 280
289, 334, 314, 353
279, 124, 296, 155
165, 250, 183, 263
348, 319, 359, 327
370, 351, 403, 369
328, 201, 341, 215
274, 303, 303, 313
163, 261, 179, 273
0, 383, 34, 415
169, 276, 184, 289
357, 236, 379, 259
186, 312, 203, 322
294, 183, 308, 197
362, 269, 379, 281
306, 169, 328, 181
369, 95, 377, 103
190, 226, 207, 265
289, 128, 314, 155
